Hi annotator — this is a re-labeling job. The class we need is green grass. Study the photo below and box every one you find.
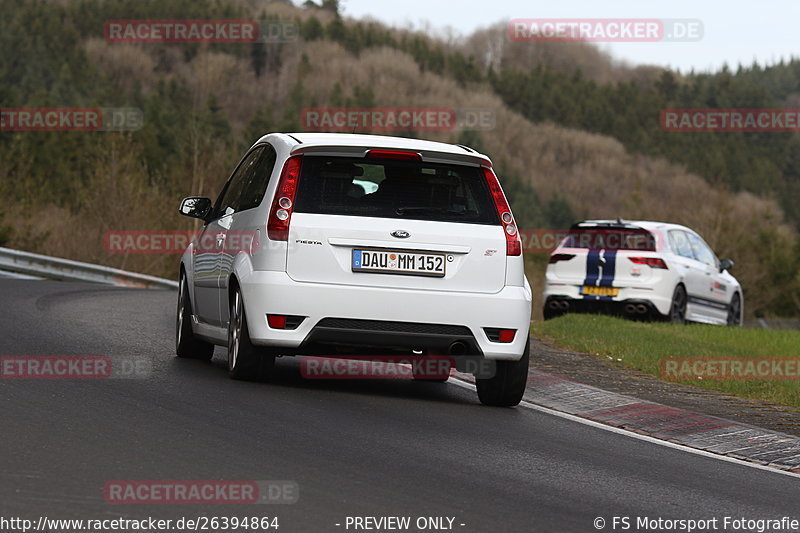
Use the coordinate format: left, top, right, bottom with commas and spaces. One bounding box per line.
533, 314, 800, 409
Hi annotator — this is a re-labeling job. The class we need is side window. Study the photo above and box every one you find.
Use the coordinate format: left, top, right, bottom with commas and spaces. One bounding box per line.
669, 230, 694, 259
686, 232, 717, 267
215, 146, 265, 218
238, 144, 278, 212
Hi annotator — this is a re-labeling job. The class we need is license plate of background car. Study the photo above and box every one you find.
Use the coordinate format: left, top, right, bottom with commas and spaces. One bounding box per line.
581, 285, 619, 297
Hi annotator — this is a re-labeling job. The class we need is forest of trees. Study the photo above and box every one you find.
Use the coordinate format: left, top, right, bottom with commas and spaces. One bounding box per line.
1, 0, 799, 317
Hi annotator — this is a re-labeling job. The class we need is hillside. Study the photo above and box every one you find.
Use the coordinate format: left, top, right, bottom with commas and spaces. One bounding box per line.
0, 0, 798, 316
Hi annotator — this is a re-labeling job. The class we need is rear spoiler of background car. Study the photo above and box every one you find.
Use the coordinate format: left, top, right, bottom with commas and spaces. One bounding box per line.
288, 144, 493, 168
564, 221, 659, 252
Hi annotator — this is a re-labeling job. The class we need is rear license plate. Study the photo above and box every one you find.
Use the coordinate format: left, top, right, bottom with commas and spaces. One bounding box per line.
352, 249, 445, 277
581, 285, 619, 297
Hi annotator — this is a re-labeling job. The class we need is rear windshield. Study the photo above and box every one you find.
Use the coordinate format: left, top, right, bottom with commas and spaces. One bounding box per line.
562, 227, 656, 251
293, 156, 499, 225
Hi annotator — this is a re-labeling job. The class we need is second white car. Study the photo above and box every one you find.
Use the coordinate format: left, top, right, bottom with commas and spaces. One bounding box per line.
543, 220, 742, 326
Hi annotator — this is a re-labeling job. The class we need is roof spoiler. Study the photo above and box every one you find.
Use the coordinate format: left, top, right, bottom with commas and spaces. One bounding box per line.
289, 144, 492, 167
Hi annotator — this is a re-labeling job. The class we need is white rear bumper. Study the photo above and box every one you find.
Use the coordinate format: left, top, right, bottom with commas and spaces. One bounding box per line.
239, 270, 532, 360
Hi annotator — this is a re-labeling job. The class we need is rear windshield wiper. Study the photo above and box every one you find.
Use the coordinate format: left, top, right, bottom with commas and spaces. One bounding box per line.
395, 206, 466, 216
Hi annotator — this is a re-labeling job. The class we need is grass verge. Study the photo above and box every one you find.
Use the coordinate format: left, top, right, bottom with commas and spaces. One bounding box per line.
533, 314, 800, 409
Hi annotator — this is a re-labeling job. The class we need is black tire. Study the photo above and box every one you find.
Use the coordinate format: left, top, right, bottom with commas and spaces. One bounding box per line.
669, 284, 687, 324
476, 336, 530, 407
727, 293, 742, 327
176, 274, 214, 360
227, 287, 275, 381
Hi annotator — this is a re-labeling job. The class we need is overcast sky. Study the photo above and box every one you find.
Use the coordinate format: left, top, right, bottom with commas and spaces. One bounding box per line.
338, 0, 799, 73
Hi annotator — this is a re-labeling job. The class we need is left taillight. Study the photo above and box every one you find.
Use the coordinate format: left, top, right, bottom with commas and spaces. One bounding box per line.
482, 167, 521, 256
267, 155, 303, 241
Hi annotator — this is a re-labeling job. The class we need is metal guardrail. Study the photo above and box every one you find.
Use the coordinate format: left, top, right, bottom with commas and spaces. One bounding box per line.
0, 269, 44, 280
0, 247, 177, 289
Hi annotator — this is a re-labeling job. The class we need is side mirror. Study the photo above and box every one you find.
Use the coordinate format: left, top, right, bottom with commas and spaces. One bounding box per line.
719, 258, 734, 273
179, 197, 212, 221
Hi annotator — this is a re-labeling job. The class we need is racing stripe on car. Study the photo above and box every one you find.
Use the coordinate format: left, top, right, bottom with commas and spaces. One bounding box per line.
598, 250, 617, 287
597, 250, 617, 300
582, 250, 601, 299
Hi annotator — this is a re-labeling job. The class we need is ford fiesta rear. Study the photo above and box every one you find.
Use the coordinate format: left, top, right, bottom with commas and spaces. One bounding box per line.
178, 133, 533, 407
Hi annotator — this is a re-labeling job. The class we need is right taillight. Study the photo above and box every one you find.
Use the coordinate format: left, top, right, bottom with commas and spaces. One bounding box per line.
549, 253, 576, 264
481, 167, 521, 256
267, 155, 303, 241
628, 256, 668, 269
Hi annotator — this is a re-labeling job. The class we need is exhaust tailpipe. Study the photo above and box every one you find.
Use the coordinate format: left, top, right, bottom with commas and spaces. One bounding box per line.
635, 304, 648, 314
448, 341, 467, 356
558, 300, 569, 310
548, 300, 561, 310
624, 303, 637, 314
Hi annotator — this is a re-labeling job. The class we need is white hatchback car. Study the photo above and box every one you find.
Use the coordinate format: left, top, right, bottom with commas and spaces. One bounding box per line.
176, 133, 532, 406
543, 220, 742, 326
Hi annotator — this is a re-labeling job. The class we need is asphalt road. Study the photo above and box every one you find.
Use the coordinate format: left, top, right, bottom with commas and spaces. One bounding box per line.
0, 280, 798, 532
